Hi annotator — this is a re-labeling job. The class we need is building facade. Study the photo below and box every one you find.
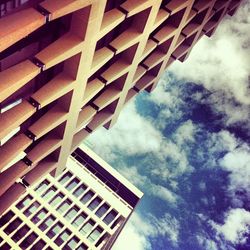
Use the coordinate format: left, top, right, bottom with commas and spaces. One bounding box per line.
0, 144, 143, 249
0, 0, 242, 212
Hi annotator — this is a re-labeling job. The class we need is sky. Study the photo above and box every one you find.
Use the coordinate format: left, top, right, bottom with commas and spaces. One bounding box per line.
87, 2, 250, 250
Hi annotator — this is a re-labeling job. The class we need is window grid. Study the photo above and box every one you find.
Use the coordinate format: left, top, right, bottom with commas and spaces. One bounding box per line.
50, 170, 121, 233
20, 170, 122, 248
29, 181, 103, 248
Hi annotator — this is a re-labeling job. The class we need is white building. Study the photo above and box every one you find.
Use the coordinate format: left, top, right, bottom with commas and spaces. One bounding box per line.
0, 144, 143, 250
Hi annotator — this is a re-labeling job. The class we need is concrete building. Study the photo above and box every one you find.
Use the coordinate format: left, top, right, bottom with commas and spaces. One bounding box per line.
0, 0, 242, 212
0, 144, 143, 249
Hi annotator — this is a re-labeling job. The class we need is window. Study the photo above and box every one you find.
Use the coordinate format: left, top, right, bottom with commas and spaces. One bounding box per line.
46, 222, 63, 239
80, 190, 95, 204
12, 225, 30, 242
87, 226, 103, 243
16, 195, 33, 209
42, 186, 57, 200
49, 192, 64, 207
32, 239, 46, 249
0, 243, 11, 250
39, 215, 56, 231
64, 206, 79, 221
31, 208, 48, 224
19, 232, 38, 249
4, 217, 22, 235
35, 180, 49, 193
103, 209, 118, 225
80, 219, 95, 235
72, 213, 87, 228
95, 203, 110, 218
23, 201, 40, 217
87, 197, 102, 211
96, 233, 110, 247
73, 184, 87, 198
55, 229, 71, 246
57, 199, 72, 214
76, 243, 88, 250
66, 178, 80, 191
59, 172, 73, 184
111, 216, 124, 229
63, 236, 80, 250
0, 211, 15, 227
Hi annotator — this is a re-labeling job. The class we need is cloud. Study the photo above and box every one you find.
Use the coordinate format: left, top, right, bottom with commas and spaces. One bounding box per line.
170, 1, 250, 105
196, 235, 218, 250
220, 143, 250, 207
117, 162, 178, 204
113, 212, 181, 250
173, 119, 196, 145
112, 213, 152, 250
211, 208, 250, 245
88, 100, 162, 160
169, 1, 250, 131
148, 212, 180, 245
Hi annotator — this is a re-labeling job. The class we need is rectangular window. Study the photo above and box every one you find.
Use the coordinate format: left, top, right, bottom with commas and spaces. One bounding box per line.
57, 199, 72, 214
54, 229, 71, 246
23, 201, 40, 217
49, 192, 64, 207
0, 243, 11, 249
42, 186, 57, 200
64, 206, 79, 221
87, 226, 103, 243
80, 190, 95, 204
65, 178, 80, 191
103, 209, 118, 225
46, 222, 63, 239
63, 236, 80, 250
31, 208, 48, 224
32, 239, 46, 249
4, 217, 22, 235
38, 215, 56, 231
95, 203, 110, 218
87, 196, 102, 211
16, 195, 33, 209
72, 213, 87, 228
73, 184, 87, 198
19, 232, 38, 249
58, 172, 73, 185
12, 224, 30, 243
35, 179, 50, 193
0, 211, 15, 227
76, 243, 88, 250
80, 219, 95, 235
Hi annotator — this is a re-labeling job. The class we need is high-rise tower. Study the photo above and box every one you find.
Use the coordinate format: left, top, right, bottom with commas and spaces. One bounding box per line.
0, 0, 242, 212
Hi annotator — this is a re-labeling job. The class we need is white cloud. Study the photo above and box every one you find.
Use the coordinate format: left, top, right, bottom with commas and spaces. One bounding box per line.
211, 208, 250, 244
170, 1, 250, 105
220, 143, 250, 207
150, 184, 177, 204
173, 120, 196, 145
148, 212, 180, 245
169, 1, 250, 130
113, 212, 181, 250
88, 100, 162, 160
112, 213, 152, 250
118, 162, 178, 204
196, 235, 218, 250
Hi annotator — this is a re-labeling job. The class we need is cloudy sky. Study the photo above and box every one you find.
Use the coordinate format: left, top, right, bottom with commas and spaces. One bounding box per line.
87, 2, 250, 250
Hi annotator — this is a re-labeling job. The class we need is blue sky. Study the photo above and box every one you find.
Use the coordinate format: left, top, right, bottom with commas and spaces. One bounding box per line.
88, 2, 250, 250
